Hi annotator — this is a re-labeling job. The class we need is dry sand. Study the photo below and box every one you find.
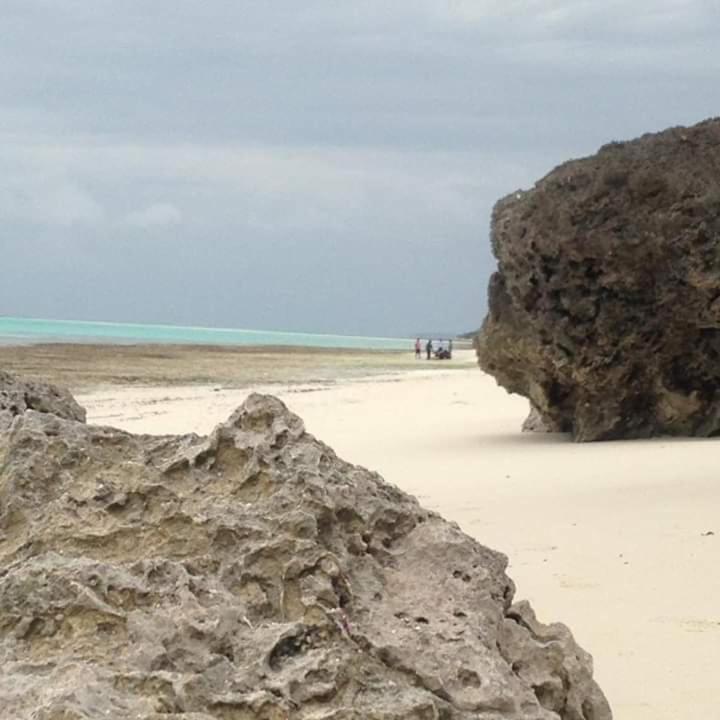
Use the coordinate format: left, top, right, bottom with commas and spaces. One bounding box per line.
69, 354, 720, 720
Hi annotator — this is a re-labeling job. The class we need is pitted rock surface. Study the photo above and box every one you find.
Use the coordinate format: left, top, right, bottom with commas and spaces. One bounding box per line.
0, 393, 611, 719
477, 117, 720, 441
0, 370, 86, 431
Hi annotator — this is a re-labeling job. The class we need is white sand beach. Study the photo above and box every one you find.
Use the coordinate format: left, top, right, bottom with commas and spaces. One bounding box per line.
78, 358, 720, 720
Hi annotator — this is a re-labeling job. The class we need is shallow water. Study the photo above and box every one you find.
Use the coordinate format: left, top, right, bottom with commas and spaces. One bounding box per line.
0, 316, 414, 350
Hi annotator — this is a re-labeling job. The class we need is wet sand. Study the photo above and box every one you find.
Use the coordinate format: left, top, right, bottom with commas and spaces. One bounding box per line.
0, 342, 473, 390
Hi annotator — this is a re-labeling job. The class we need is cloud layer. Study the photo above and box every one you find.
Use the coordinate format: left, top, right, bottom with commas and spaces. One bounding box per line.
1, 1, 718, 335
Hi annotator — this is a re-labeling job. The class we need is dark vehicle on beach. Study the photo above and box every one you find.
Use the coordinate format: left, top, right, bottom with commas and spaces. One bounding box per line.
433, 339, 452, 360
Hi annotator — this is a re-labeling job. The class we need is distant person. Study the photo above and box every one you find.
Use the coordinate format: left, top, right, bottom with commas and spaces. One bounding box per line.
426, 339, 433, 360
415, 338, 421, 359
448, 339, 453, 359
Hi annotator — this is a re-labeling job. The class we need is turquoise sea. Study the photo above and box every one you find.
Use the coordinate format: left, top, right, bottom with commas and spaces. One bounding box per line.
0, 316, 414, 351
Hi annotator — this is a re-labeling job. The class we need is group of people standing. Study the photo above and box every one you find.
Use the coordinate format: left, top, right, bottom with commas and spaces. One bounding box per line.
414, 338, 453, 360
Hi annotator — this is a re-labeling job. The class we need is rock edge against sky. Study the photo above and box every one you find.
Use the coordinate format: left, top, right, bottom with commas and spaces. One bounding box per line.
477, 117, 720, 442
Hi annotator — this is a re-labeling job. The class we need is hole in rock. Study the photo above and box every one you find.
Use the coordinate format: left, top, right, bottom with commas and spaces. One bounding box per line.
457, 668, 482, 688
268, 628, 316, 670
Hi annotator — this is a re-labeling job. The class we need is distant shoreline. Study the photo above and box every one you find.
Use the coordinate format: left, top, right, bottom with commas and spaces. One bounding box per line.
1, 316, 457, 352
0, 340, 408, 354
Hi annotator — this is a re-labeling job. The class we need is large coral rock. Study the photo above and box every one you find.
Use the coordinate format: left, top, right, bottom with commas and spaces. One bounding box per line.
0, 393, 611, 719
0, 370, 86, 431
477, 117, 720, 441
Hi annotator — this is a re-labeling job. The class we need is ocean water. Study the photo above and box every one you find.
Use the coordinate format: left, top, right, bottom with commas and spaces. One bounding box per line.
0, 316, 414, 351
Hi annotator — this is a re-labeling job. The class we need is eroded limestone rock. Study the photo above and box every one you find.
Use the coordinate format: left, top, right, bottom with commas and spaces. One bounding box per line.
0, 370, 86, 431
477, 117, 720, 441
521, 406, 554, 434
0, 393, 611, 719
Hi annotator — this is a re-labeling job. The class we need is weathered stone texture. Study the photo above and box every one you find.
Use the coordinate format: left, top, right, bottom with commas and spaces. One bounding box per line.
477, 118, 720, 441
0, 370, 86, 431
0, 392, 611, 719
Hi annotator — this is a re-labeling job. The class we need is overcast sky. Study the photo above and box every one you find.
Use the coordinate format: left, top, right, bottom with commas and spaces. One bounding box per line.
1, 1, 718, 336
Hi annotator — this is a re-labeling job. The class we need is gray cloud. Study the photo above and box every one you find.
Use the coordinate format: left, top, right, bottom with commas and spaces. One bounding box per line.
0, 1, 718, 335
126, 203, 183, 229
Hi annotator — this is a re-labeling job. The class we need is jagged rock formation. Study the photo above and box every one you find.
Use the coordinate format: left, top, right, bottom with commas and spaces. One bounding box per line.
477, 117, 720, 441
0, 370, 86, 431
0, 388, 611, 719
